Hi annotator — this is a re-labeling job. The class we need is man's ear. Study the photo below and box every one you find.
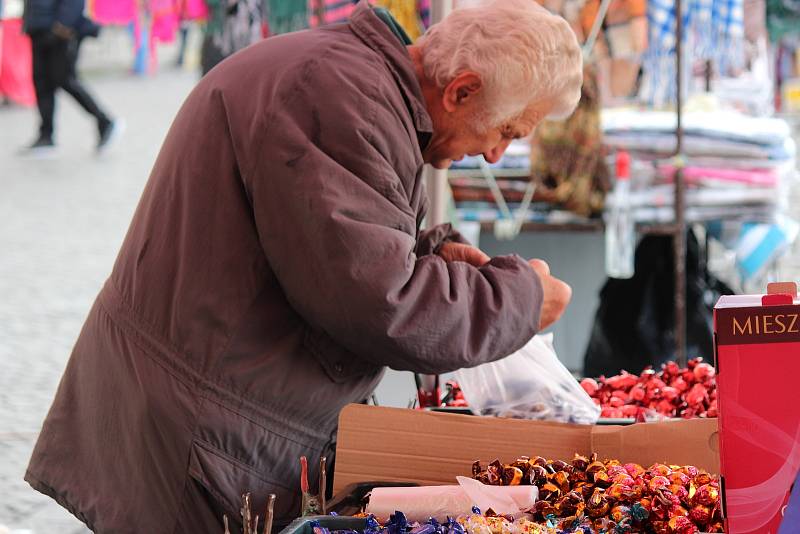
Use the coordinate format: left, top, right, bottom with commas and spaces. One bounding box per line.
442, 72, 483, 112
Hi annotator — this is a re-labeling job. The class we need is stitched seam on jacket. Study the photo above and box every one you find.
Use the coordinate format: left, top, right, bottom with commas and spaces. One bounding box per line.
99, 282, 329, 443
191, 438, 294, 491
25, 470, 96, 531
169, 384, 205, 534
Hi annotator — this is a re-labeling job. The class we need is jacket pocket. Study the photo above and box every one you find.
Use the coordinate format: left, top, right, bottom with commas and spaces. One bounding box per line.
303, 325, 382, 384
185, 439, 299, 529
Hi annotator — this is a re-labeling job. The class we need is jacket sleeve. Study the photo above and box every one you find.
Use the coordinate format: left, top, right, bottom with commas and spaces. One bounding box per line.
242, 65, 543, 374
55, 0, 85, 29
415, 222, 471, 257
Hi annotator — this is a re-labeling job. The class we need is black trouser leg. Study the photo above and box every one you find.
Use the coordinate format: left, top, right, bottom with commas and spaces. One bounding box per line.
61, 39, 110, 128
30, 32, 66, 140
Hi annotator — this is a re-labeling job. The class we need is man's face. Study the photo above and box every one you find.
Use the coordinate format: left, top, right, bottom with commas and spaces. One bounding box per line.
423, 103, 542, 169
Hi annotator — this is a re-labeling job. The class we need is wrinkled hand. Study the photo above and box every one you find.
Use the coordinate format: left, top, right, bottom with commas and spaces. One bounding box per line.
437, 242, 491, 267
528, 259, 572, 331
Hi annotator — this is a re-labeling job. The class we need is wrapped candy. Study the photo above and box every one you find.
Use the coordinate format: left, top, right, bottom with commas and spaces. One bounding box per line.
583, 358, 718, 419
688, 504, 712, 525
692, 484, 719, 507
472, 454, 723, 533
668, 515, 699, 533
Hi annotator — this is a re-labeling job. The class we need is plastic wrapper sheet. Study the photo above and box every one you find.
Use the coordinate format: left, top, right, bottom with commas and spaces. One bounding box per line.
366, 479, 538, 523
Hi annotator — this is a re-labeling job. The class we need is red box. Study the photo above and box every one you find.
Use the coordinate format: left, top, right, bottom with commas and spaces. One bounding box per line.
715, 289, 800, 533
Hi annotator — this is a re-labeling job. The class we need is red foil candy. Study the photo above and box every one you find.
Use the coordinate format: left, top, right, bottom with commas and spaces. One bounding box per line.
668, 516, 699, 533
472, 455, 723, 532
585, 358, 717, 419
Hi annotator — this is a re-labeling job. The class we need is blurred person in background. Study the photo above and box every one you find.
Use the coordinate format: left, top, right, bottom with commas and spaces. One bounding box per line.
22, 0, 122, 155
26, 1, 581, 532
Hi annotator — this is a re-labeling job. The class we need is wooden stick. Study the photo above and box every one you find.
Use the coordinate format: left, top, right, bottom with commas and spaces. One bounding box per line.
300, 456, 310, 494
319, 456, 327, 515
263, 493, 276, 534
243, 493, 253, 534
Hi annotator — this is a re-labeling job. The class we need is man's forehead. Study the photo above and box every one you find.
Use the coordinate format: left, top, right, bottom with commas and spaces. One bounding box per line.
505, 106, 542, 132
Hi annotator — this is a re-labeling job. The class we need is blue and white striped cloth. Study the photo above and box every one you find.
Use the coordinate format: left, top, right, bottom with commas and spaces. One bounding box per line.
640, 0, 744, 107
736, 217, 799, 281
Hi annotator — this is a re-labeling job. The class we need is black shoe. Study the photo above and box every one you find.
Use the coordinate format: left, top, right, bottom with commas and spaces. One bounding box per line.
97, 118, 125, 152
20, 136, 57, 157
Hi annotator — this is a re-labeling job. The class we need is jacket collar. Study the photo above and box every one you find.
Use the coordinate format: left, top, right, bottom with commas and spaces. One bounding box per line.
349, 1, 433, 137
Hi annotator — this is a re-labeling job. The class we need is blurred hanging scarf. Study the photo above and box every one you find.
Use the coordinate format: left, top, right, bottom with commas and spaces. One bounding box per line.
266, 0, 308, 35
530, 64, 611, 217
206, 0, 262, 56
374, 0, 425, 40
529, 0, 611, 217
309, 0, 359, 27
766, 0, 800, 41
640, 0, 745, 107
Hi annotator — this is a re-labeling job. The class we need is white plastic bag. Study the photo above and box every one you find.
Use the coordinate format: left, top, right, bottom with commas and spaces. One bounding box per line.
454, 334, 600, 424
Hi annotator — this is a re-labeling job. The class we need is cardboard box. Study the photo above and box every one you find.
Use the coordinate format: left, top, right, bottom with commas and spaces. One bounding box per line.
333, 404, 719, 493
715, 287, 800, 533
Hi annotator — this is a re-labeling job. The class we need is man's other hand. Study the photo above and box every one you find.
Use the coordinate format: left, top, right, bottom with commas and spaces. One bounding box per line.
528, 259, 571, 330
437, 242, 491, 267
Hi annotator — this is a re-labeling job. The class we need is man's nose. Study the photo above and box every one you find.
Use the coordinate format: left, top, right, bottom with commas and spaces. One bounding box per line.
483, 139, 512, 164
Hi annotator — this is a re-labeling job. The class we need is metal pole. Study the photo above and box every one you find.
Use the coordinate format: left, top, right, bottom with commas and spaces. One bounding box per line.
424, 0, 453, 227
420, 0, 454, 399
673, 0, 687, 366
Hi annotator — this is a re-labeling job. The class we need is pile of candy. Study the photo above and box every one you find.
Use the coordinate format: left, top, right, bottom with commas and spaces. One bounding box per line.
472, 454, 723, 533
460, 511, 580, 534
309, 513, 467, 534
310, 511, 572, 534
579, 358, 717, 419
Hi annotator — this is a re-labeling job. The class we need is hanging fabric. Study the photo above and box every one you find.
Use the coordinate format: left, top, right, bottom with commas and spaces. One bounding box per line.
530, 64, 611, 217
639, 0, 745, 107
373, 0, 424, 40
417, 0, 431, 28
202, 0, 263, 74
266, 0, 308, 35
0, 17, 36, 107
90, 0, 136, 24
579, 0, 647, 98
309, 0, 358, 27
766, 0, 800, 41
179, 0, 209, 21
150, 0, 180, 45
525, 0, 610, 218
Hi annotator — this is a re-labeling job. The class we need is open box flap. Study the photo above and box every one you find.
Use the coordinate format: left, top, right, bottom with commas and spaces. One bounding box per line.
334, 405, 718, 493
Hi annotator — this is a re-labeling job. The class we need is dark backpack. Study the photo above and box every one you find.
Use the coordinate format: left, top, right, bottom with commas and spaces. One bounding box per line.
583, 229, 734, 377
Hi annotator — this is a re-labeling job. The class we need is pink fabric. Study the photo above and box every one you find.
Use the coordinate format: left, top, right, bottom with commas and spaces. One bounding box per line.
310, 0, 358, 27
180, 0, 208, 20
0, 18, 36, 107
92, 0, 137, 24
150, 0, 179, 43
417, 0, 431, 27
659, 165, 779, 187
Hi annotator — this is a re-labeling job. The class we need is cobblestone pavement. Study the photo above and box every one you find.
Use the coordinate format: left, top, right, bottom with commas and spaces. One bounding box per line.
0, 65, 197, 533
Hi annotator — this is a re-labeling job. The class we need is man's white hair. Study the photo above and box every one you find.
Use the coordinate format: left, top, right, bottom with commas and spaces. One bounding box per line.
416, 0, 583, 126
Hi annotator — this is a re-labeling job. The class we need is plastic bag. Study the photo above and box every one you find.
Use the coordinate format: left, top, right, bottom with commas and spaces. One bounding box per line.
454, 334, 600, 424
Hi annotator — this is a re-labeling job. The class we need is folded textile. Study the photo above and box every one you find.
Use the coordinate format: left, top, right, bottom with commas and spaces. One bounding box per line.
606, 184, 782, 208
658, 165, 779, 187
604, 134, 795, 159
602, 109, 792, 147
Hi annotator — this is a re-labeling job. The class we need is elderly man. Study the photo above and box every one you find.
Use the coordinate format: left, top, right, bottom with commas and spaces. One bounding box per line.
26, 1, 582, 532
